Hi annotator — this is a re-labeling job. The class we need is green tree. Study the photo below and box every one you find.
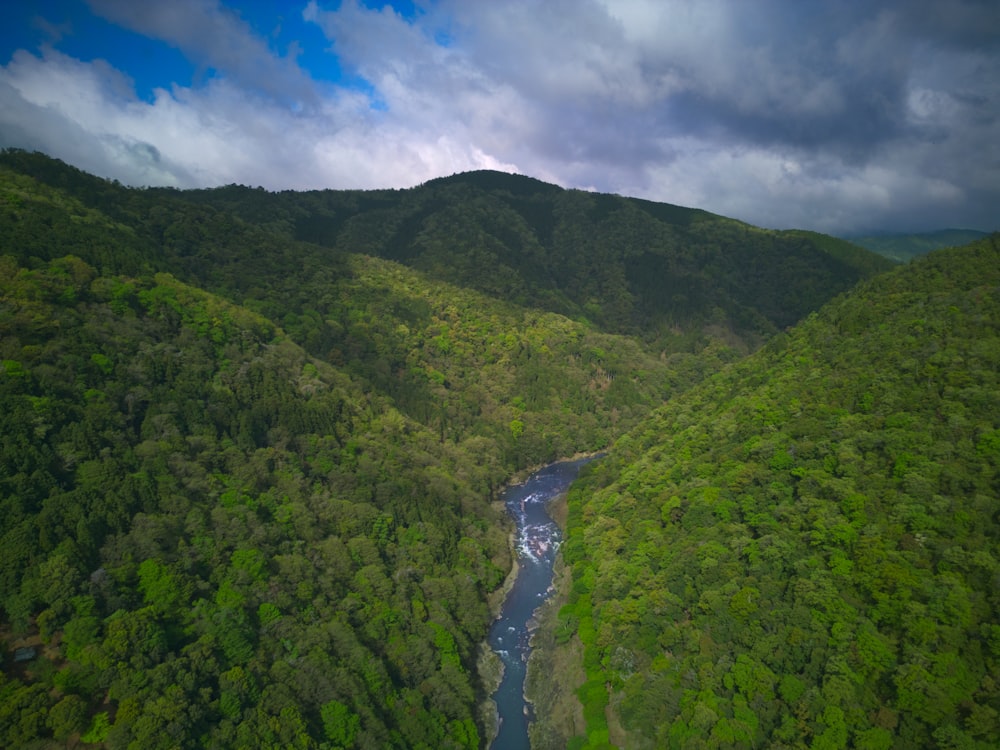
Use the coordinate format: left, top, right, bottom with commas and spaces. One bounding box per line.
321, 699, 361, 748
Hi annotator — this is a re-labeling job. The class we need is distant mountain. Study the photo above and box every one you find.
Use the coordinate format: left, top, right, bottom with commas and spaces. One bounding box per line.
0, 147, 895, 363
559, 234, 1000, 749
845, 228, 989, 263
180, 169, 894, 351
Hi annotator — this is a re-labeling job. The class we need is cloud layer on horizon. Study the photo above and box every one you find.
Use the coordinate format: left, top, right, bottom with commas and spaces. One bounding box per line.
0, 0, 997, 234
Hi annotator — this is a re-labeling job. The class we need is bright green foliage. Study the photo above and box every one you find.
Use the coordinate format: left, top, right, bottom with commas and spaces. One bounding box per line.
0, 250, 513, 746
0, 149, 930, 749
81, 712, 111, 743
320, 699, 360, 747
137, 559, 186, 613
0, 153, 691, 748
563, 236, 1000, 748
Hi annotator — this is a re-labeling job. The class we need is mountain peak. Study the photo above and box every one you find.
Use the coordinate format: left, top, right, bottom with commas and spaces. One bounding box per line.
421, 169, 564, 196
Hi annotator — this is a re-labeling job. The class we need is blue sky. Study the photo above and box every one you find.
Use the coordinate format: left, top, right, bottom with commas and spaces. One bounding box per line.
0, 1, 402, 99
1, 1, 997, 234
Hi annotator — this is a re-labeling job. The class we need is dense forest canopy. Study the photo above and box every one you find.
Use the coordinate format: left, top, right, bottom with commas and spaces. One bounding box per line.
2, 149, 892, 353
0, 256, 523, 748
183, 169, 893, 345
0, 149, 980, 749
560, 236, 1000, 749
0, 151, 692, 749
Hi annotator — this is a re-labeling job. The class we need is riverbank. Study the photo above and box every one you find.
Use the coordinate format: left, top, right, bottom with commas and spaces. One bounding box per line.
476, 500, 520, 746
477, 454, 603, 749
523, 488, 587, 749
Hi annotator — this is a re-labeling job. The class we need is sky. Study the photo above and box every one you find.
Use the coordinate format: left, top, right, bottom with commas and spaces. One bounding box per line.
0, 1, 997, 235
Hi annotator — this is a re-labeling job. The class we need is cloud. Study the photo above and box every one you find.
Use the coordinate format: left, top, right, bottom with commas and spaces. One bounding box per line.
0, 0, 996, 233
0, 49, 191, 186
0, 42, 513, 191
86, 0, 317, 107
642, 142, 971, 234
891, 0, 1000, 50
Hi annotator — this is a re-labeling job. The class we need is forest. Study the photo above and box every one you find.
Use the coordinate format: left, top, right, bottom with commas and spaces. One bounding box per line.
0, 149, 994, 749
559, 236, 1000, 749
845, 230, 988, 264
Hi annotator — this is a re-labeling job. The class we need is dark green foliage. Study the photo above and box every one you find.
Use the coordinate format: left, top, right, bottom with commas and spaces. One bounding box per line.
0, 149, 927, 749
0, 257, 512, 747
253, 176, 892, 346
563, 236, 1000, 748
0, 152, 698, 748
847, 229, 990, 263
2, 148, 892, 356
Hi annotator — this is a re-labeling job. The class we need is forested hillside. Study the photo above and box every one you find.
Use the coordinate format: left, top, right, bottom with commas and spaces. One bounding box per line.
0, 150, 686, 465
560, 236, 1000, 749
3, 150, 893, 354
189, 169, 893, 347
0, 156, 677, 750
847, 230, 989, 263
0, 149, 898, 748
0, 256, 526, 748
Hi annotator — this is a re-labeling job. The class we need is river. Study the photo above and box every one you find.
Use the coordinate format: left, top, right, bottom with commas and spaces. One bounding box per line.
488, 457, 597, 750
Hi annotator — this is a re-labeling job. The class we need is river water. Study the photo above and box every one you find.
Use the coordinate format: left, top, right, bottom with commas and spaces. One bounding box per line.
488, 457, 596, 750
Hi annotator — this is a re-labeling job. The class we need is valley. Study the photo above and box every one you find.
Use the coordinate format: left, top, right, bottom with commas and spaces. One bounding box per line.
0, 149, 996, 749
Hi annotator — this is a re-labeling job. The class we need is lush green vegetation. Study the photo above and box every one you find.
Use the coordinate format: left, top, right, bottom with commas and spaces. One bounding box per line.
846, 229, 989, 263
0, 154, 687, 749
185, 169, 893, 348
0, 149, 909, 748
0, 150, 691, 465
562, 236, 1000, 748
0, 257, 516, 748
1, 150, 892, 354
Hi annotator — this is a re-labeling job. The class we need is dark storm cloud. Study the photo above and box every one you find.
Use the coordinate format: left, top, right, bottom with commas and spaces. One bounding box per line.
601, 3, 911, 153
664, 0, 996, 162
0, 0, 996, 233
890, 0, 1000, 50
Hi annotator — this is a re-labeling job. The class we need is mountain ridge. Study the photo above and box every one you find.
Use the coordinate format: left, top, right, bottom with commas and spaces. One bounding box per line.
2, 147, 894, 355
1, 148, 968, 749
844, 228, 990, 263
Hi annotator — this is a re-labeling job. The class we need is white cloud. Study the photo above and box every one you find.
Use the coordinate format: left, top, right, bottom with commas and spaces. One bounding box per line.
0, 41, 516, 192
0, 0, 996, 233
